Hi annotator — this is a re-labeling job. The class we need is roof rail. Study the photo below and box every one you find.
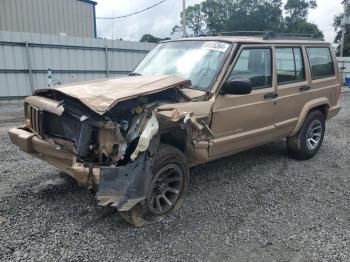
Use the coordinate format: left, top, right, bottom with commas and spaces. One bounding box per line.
196, 31, 324, 41
197, 33, 221, 37
219, 31, 272, 37
263, 33, 323, 41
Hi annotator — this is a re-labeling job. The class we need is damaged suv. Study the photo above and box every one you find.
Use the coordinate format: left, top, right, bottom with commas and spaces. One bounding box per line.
9, 34, 342, 226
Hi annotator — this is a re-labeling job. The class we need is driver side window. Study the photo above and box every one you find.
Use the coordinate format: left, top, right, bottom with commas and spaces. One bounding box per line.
229, 48, 272, 90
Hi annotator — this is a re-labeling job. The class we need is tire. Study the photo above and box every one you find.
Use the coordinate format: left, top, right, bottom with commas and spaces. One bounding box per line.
119, 144, 189, 227
287, 110, 325, 160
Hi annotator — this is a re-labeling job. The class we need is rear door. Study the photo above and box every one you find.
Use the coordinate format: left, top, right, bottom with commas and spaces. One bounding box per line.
273, 45, 339, 135
272, 45, 312, 134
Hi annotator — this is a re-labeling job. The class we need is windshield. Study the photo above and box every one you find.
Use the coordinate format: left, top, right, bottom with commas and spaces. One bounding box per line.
133, 40, 231, 91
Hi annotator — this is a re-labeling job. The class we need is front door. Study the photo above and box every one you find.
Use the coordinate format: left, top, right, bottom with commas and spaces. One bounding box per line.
209, 45, 279, 158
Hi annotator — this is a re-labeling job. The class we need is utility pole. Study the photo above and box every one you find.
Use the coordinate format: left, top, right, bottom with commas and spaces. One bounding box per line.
341, 0, 348, 57
182, 0, 187, 38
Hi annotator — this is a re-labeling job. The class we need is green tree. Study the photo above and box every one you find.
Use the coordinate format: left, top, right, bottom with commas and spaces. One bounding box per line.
172, 0, 322, 37
333, 5, 350, 56
201, 0, 231, 33
139, 34, 170, 43
284, 0, 316, 21
185, 4, 206, 35
172, 4, 206, 36
226, 0, 283, 32
283, 0, 321, 36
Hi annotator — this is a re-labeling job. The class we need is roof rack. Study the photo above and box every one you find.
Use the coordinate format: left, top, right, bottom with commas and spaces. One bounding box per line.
197, 33, 220, 37
196, 31, 324, 41
263, 32, 323, 41
208, 31, 323, 41
219, 31, 270, 37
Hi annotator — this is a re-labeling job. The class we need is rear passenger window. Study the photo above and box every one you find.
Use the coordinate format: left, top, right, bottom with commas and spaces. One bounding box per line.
229, 48, 272, 89
306, 47, 335, 79
276, 48, 305, 84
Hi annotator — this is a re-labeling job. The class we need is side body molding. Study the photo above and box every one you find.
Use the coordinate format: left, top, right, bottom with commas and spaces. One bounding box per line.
289, 97, 330, 137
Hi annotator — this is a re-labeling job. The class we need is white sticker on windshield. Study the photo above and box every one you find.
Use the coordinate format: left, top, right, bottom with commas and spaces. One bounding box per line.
202, 41, 229, 52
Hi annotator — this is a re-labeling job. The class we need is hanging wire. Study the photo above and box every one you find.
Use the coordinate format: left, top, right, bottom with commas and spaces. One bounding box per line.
155, 0, 177, 36
96, 0, 169, 19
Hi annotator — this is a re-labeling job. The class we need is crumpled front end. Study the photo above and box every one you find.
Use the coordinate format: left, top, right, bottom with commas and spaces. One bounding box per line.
9, 80, 214, 212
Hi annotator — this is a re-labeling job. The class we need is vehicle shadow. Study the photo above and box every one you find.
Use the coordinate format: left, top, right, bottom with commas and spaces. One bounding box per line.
27, 140, 289, 229
189, 140, 288, 189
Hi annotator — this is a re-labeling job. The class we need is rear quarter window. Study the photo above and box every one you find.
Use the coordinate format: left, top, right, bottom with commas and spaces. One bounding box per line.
306, 47, 335, 79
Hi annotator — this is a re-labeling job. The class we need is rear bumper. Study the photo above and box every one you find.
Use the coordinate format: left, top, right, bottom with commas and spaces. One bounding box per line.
327, 105, 342, 120
8, 128, 100, 185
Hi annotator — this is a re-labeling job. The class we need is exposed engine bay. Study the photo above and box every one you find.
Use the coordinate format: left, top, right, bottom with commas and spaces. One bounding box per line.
29, 87, 186, 165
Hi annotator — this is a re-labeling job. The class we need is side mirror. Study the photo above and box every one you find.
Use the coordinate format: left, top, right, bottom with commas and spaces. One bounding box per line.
220, 78, 252, 95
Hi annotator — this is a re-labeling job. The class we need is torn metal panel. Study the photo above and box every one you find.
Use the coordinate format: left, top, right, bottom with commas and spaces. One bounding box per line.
125, 111, 149, 143
98, 121, 126, 162
96, 153, 151, 211
156, 109, 215, 140
156, 99, 215, 119
156, 109, 189, 122
130, 112, 159, 161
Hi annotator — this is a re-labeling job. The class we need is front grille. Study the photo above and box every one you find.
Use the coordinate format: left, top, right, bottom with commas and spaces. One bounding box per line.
25, 103, 44, 137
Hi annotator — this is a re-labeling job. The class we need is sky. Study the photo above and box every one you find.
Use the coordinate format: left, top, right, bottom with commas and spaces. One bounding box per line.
95, 0, 343, 43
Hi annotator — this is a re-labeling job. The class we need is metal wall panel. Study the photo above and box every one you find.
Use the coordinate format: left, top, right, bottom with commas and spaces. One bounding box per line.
337, 57, 350, 84
0, 0, 96, 38
0, 31, 156, 98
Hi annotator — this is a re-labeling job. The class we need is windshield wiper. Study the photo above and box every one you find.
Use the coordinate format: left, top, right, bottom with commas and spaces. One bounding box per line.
129, 72, 142, 76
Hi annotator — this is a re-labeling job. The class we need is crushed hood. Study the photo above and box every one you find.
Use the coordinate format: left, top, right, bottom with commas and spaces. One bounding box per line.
35, 75, 191, 114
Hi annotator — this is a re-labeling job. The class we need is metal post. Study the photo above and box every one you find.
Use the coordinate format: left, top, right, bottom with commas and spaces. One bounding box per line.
25, 41, 34, 93
342, 61, 345, 85
105, 46, 109, 78
182, 0, 187, 38
341, 0, 348, 57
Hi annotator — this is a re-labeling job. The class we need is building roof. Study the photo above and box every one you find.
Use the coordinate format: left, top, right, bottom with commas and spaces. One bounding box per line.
78, 0, 97, 6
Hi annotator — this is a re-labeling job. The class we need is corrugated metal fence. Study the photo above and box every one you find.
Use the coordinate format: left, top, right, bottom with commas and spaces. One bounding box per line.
0, 31, 155, 99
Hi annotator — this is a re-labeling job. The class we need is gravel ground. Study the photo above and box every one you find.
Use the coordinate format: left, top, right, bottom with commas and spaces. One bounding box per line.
0, 93, 349, 262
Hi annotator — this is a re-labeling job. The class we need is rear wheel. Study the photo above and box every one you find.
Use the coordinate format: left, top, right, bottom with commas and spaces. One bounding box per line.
287, 110, 325, 160
119, 144, 189, 227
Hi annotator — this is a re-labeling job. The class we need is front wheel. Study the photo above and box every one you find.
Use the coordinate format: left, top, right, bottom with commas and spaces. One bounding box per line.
119, 144, 189, 227
287, 110, 325, 160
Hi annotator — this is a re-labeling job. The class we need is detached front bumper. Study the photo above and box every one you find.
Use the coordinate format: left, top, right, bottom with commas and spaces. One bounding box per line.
8, 127, 101, 186
8, 127, 150, 211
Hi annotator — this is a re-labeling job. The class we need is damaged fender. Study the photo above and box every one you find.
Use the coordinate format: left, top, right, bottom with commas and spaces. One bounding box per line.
96, 152, 152, 212
96, 106, 214, 212
156, 108, 215, 140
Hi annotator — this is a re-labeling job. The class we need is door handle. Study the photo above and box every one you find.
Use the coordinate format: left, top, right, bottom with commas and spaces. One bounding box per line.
299, 85, 311, 91
264, 92, 278, 99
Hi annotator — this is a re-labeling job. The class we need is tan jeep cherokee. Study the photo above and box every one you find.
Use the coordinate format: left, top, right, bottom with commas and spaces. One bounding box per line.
9, 33, 342, 226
